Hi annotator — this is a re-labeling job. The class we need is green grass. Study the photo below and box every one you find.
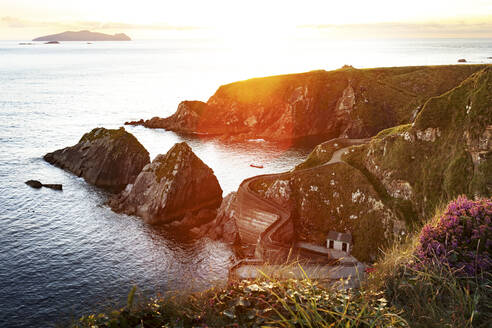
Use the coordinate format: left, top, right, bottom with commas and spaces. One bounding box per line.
79, 127, 128, 142
373, 124, 412, 141
294, 138, 356, 171
344, 66, 491, 223
366, 232, 491, 327
74, 267, 408, 328
73, 201, 491, 328
78, 127, 149, 159
73, 250, 490, 327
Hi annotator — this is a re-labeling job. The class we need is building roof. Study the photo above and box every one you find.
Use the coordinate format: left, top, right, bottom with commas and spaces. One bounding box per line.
327, 231, 352, 243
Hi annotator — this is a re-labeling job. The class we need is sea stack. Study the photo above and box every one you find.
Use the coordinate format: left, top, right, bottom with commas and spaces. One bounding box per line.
108, 142, 223, 228
44, 127, 150, 192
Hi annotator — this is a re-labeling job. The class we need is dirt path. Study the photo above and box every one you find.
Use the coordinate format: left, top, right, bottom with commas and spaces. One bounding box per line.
326, 138, 369, 164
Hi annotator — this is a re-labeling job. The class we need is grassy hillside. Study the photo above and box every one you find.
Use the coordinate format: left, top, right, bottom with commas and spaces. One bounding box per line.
248, 66, 491, 262
155, 65, 488, 141
344, 66, 491, 222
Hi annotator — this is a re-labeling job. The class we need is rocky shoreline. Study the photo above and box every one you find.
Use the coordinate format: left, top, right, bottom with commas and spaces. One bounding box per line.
43, 64, 492, 266
125, 65, 487, 142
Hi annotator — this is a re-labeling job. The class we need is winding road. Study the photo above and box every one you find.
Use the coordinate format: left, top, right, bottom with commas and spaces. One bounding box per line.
230, 137, 369, 281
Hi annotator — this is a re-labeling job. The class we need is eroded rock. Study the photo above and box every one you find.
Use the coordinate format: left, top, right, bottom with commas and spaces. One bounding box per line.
108, 142, 223, 227
44, 127, 149, 192
197, 192, 239, 243
125, 101, 206, 134
416, 127, 441, 142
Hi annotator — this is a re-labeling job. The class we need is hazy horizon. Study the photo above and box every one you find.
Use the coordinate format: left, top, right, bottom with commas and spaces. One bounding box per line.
1, 0, 491, 40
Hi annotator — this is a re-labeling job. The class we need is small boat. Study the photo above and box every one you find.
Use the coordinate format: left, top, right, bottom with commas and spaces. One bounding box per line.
250, 164, 264, 169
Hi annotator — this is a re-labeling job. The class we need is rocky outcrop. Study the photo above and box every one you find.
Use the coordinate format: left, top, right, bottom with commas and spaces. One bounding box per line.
342, 66, 492, 219
25, 180, 63, 190
126, 101, 207, 134
44, 127, 149, 192
195, 192, 239, 243
248, 160, 404, 262
33, 30, 131, 41
108, 142, 223, 227
230, 66, 491, 262
25, 180, 42, 188
127, 65, 487, 142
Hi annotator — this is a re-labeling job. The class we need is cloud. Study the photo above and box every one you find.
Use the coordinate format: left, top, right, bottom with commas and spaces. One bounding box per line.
1, 16, 55, 28
298, 19, 492, 37
3, 15, 491, 38
0, 16, 200, 31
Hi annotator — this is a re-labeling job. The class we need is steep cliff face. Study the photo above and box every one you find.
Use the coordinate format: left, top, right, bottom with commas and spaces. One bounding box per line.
44, 127, 150, 192
344, 66, 492, 221
108, 142, 223, 227
236, 66, 491, 262
128, 65, 486, 142
250, 161, 404, 262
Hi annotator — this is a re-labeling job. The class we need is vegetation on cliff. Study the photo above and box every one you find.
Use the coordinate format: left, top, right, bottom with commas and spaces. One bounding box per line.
343, 66, 491, 222
75, 196, 491, 327
128, 65, 486, 142
413, 196, 491, 276
250, 145, 405, 262
76, 271, 408, 328
246, 66, 491, 262
369, 197, 491, 327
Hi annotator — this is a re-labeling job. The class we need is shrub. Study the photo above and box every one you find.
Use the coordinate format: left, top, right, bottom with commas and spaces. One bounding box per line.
76, 270, 408, 328
414, 196, 491, 277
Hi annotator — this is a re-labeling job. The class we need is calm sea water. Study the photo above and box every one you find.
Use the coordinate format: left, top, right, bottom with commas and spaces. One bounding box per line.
0, 38, 491, 327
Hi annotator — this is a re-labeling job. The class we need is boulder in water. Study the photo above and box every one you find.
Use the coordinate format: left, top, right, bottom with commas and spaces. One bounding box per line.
108, 142, 223, 227
43, 184, 63, 190
25, 180, 63, 190
44, 127, 150, 192
25, 180, 42, 188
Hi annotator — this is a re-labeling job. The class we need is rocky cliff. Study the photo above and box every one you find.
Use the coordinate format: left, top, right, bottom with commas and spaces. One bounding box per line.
127, 65, 486, 142
126, 101, 207, 134
248, 155, 404, 262
108, 142, 223, 227
194, 192, 239, 243
343, 66, 492, 221
240, 66, 491, 262
44, 127, 149, 192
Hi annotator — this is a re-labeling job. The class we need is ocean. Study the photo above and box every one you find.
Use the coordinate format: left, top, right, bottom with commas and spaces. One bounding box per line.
0, 37, 491, 327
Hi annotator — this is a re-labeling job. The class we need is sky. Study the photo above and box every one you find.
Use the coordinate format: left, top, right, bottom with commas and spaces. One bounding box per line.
1, 0, 491, 40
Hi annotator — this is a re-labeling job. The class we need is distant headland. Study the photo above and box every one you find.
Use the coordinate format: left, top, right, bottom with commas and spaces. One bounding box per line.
32, 30, 131, 41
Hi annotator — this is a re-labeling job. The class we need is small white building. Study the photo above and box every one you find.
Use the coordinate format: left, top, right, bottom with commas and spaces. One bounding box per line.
326, 231, 352, 255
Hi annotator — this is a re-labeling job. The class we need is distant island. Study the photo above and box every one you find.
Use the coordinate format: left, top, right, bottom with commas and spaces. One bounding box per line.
33, 30, 131, 41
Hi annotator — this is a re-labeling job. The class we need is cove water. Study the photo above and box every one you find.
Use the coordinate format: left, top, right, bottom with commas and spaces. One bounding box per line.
0, 38, 491, 327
